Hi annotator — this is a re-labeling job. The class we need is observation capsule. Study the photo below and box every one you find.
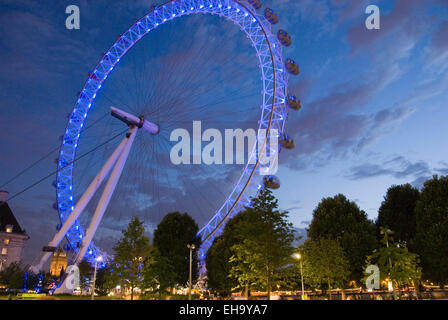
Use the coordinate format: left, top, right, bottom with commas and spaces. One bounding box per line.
280, 135, 295, 150
278, 29, 291, 47
285, 58, 300, 75
264, 8, 279, 24
287, 95, 301, 111
263, 175, 280, 189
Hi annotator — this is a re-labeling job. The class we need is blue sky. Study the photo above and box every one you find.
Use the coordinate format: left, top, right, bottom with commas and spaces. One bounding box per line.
0, 0, 447, 265
277, 0, 448, 226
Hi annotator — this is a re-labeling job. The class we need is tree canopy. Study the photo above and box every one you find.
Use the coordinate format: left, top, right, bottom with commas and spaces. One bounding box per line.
228, 188, 296, 299
77, 259, 93, 294
301, 238, 350, 299
112, 216, 151, 300
153, 211, 201, 288
206, 235, 235, 296
376, 184, 420, 246
94, 265, 119, 296
413, 175, 448, 286
0, 263, 24, 289
206, 209, 255, 296
365, 227, 421, 296
307, 194, 377, 282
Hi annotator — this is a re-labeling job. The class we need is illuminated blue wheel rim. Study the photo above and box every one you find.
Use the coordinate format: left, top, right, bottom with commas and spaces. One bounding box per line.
56, 0, 289, 269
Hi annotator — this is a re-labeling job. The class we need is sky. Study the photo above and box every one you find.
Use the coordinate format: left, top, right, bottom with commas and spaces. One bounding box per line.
0, 0, 447, 266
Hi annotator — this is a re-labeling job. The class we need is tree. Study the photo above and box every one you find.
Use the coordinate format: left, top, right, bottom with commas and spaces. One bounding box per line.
365, 227, 421, 298
147, 248, 176, 296
301, 239, 350, 300
0, 263, 52, 292
206, 213, 249, 297
376, 184, 420, 246
0, 263, 23, 289
228, 188, 296, 299
78, 259, 92, 294
206, 236, 234, 297
413, 175, 448, 286
274, 263, 302, 292
94, 265, 118, 296
113, 216, 151, 300
26, 271, 53, 293
153, 212, 200, 290
229, 240, 258, 298
308, 194, 377, 282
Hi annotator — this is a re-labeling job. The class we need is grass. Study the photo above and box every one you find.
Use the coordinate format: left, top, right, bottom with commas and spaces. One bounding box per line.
0, 294, 122, 300
51, 295, 121, 300
0, 293, 205, 300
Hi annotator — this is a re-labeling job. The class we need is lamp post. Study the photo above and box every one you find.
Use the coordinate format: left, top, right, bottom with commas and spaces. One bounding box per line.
294, 253, 305, 300
91, 255, 103, 300
187, 244, 196, 300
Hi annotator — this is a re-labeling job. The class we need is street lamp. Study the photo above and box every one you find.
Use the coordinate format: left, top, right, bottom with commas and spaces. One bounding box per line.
187, 244, 196, 300
294, 253, 305, 300
91, 255, 103, 300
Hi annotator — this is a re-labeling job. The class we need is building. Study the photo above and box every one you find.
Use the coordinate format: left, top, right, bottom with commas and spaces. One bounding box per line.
50, 248, 68, 277
0, 191, 29, 271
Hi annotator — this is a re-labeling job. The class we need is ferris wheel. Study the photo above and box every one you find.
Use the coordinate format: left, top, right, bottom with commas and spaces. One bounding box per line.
32, 0, 301, 281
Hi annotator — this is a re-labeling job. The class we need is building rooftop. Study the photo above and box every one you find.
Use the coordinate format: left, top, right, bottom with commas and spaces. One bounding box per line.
0, 201, 27, 235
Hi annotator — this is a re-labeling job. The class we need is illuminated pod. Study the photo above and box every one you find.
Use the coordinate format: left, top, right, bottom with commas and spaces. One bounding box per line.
278, 30, 291, 47
264, 8, 279, 24
263, 175, 280, 189
285, 58, 300, 75
287, 95, 302, 111
280, 134, 295, 150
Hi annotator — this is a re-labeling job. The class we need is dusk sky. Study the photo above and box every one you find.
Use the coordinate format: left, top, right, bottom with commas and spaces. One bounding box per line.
0, 0, 447, 266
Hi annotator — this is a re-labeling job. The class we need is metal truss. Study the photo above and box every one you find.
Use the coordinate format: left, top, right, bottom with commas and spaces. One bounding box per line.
55, 0, 289, 271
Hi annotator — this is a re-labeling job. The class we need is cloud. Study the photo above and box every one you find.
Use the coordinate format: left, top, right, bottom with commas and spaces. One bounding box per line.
281, 78, 415, 171
346, 0, 430, 53
346, 156, 448, 189
355, 106, 415, 151
283, 206, 302, 211
435, 161, 448, 176
7, 203, 58, 267
280, 0, 445, 173
293, 227, 307, 246
410, 175, 432, 189
426, 20, 448, 74
347, 156, 431, 180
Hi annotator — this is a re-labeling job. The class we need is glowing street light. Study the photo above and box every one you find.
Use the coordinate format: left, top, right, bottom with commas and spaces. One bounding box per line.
91, 255, 103, 300
294, 252, 305, 300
